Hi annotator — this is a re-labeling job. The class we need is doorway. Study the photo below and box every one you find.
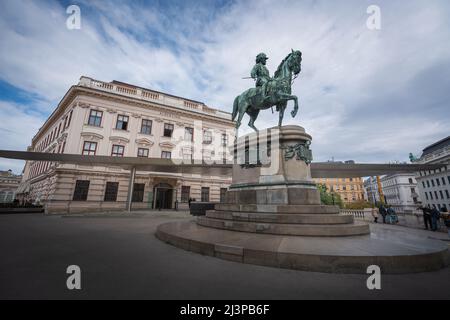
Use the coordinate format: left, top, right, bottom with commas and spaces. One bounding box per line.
153, 183, 173, 209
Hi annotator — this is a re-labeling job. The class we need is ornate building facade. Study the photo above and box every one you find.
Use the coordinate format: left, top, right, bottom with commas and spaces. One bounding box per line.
313, 177, 365, 203
414, 136, 450, 211
0, 170, 22, 203
18, 77, 235, 213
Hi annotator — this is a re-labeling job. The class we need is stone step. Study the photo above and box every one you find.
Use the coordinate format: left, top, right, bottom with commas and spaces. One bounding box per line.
215, 203, 340, 214
197, 216, 370, 237
205, 210, 354, 225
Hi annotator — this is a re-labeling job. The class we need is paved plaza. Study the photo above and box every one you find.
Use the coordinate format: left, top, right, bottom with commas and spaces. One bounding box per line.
0, 212, 449, 300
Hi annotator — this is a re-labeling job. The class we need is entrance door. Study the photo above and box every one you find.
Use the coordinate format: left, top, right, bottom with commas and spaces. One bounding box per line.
154, 183, 173, 209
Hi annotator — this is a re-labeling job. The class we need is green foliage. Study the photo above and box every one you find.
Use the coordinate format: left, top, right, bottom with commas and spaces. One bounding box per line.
344, 201, 373, 210
317, 184, 344, 208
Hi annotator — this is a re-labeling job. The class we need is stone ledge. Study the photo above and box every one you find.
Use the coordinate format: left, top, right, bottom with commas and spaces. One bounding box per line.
155, 221, 450, 274
197, 216, 370, 237
206, 210, 354, 225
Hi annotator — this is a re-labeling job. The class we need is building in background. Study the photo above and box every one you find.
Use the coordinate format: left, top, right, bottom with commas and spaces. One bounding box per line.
17, 76, 235, 213
364, 176, 380, 204
380, 173, 420, 212
314, 160, 365, 204
414, 136, 450, 211
0, 170, 22, 203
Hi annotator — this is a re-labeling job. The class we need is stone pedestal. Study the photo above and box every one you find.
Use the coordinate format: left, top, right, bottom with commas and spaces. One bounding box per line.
156, 125, 449, 274
200, 125, 369, 237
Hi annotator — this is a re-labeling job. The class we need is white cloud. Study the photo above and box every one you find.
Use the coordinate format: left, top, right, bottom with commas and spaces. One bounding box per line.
0, 0, 449, 169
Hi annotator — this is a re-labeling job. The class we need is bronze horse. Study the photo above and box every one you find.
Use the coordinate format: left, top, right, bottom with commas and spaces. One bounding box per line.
232, 50, 302, 131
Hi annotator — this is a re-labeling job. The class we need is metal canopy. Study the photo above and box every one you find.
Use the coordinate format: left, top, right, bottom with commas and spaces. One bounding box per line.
0, 150, 445, 178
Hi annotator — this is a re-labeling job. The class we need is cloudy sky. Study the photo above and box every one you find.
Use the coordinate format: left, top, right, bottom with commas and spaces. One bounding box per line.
0, 0, 449, 174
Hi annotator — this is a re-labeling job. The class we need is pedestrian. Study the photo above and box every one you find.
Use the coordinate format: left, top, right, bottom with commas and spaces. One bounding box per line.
387, 206, 398, 224
188, 197, 192, 208
441, 207, 450, 238
378, 204, 387, 224
419, 205, 432, 230
371, 206, 378, 223
430, 206, 440, 231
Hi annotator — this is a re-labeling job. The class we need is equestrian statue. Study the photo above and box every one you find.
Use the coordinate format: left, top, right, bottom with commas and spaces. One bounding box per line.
232, 49, 302, 132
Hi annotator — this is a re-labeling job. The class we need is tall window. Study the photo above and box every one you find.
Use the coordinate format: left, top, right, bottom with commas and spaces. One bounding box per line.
164, 123, 174, 137
181, 186, 190, 202
220, 188, 227, 203
141, 119, 152, 134
185, 127, 194, 141
161, 151, 171, 159
445, 190, 449, 199
137, 148, 149, 157
201, 187, 210, 202
67, 110, 73, 128
408, 178, 413, 184
221, 133, 228, 146
73, 180, 90, 201
111, 145, 125, 157
116, 115, 129, 130
436, 178, 440, 186
104, 182, 119, 202
203, 130, 212, 144
132, 183, 145, 202
82, 141, 97, 155
88, 110, 102, 127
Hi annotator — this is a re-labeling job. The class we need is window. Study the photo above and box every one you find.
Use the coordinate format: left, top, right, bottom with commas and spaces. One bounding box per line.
201, 187, 210, 202
434, 191, 438, 199
427, 180, 430, 188
446, 190, 450, 199
82, 141, 97, 155
436, 178, 440, 186
104, 182, 119, 202
408, 178, 413, 184
448, 176, 450, 184
221, 133, 228, 146
181, 186, 190, 202
439, 190, 444, 199
220, 188, 227, 203
203, 130, 212, 144
422, 181, 426, 188
163, 123, 174, 137
442, 177, 446, 185
161, 151, 171, 159
111, 145, 124, 157
431, 180, 435, 187
430, 192, 433, 200
141, 119, 152, 135
116, 115, 129, 130
73, 180, 90, 201
185, 127, 194, 141
411, 187, 415, 194
132, 183, 145, 202
137, 148, 149, 157
88, 110, 102, 126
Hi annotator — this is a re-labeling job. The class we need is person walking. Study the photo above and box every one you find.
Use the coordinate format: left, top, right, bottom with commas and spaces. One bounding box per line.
430, 206, 440, 231
371, 206, 378, 223
420, 205, 432, 230
378, 204, 387, 224
441, 207, 450, 237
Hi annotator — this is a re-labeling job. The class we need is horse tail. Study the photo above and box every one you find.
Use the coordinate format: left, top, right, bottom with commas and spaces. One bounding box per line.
231, 96, 239, 121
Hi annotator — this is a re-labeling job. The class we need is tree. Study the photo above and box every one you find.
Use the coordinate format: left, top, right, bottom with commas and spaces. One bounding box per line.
317, 184, 344, 208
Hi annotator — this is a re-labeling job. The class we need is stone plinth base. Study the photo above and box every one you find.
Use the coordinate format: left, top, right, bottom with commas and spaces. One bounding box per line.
156, 221, 450, 274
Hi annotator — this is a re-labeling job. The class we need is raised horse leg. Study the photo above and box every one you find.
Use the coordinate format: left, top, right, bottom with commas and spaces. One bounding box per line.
277, 93, 299, 119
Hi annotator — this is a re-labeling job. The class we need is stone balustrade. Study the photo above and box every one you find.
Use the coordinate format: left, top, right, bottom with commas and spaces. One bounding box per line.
78, 76, 230, 120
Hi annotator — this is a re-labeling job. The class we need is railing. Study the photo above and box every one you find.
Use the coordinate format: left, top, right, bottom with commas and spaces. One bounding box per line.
79, 77, 231, 120
341, 209, 367, 219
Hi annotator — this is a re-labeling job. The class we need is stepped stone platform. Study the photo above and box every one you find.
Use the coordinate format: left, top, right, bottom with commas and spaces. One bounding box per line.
156, 126, 449, 274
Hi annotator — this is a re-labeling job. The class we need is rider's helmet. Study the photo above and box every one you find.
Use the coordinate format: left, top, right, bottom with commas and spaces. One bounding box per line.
256, 53, 269, 63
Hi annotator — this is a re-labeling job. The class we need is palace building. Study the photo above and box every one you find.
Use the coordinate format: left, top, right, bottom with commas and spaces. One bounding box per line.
313, 177, 365, 203
18, 77, 235, 213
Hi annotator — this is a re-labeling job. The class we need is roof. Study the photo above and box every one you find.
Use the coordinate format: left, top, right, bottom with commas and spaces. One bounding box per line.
422, 136, 450, 157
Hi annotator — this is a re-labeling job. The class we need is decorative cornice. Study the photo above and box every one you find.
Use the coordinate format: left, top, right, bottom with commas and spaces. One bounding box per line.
109, 136, 130, 144
81, 132, 104, 141
135, 138, 154, 146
